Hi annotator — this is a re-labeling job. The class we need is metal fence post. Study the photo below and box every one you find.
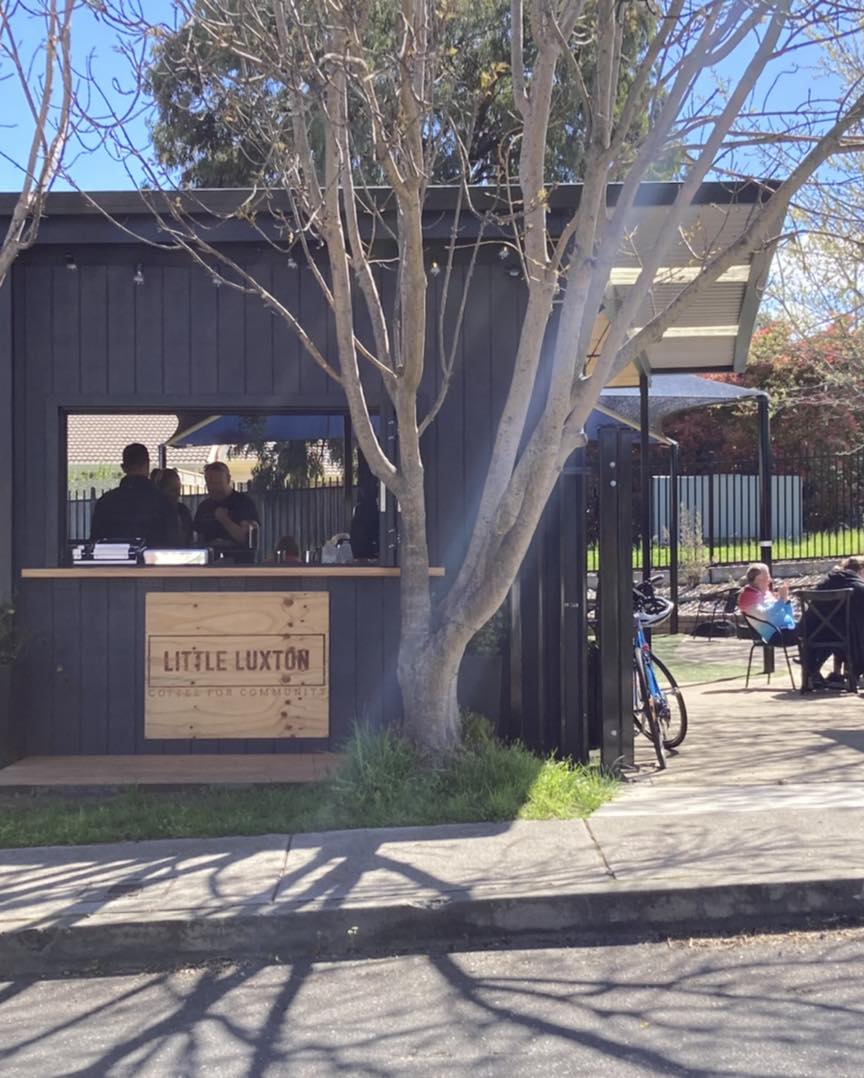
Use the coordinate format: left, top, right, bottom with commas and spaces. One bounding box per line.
598, 427, 634, 770
639, 370, 651, 582
757, 395, 774, 675
560, 450, 589, 762
758, 395, 773, 570
669, 441, 680, 634
707, 471, 715, 564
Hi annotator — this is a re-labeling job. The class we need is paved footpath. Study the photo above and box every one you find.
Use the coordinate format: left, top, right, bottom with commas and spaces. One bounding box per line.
3, 677, 864, 977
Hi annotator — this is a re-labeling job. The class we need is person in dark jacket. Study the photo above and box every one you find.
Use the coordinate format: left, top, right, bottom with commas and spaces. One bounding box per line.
155, 467, 194, 547
801, 556, 864, 687
349, 457, 379, 561
193, 461, 259, 563
90, 443, 180, 548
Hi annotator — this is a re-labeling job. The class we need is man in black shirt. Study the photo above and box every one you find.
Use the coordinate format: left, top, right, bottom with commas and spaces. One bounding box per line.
90, 443, 180, 548
194, 461, 259, 562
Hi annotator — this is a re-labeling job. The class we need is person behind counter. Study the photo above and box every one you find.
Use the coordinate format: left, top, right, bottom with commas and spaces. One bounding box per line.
349, 457, 379, 561
154, 467, 194, 547
193, 461, 259, 562
90, 443, 180, 547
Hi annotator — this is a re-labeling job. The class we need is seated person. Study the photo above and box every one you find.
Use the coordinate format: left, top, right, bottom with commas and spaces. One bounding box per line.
90, 443, 179, 548
738, 562, 797, 645
193, 462, 259, 563
272, 535, 302, 564
801, 556, 864, 686
155, 467, 194, 547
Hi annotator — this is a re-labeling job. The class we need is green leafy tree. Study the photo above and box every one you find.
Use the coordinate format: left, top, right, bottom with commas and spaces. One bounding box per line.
665, 319, 864, 469
147, 0, 671, 186
226, 418, 345, 489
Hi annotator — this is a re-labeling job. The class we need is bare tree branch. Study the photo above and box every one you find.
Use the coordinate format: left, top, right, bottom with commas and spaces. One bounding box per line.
0, 0, 75, 287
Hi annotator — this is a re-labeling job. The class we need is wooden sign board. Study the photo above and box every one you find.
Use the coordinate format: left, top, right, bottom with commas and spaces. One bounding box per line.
145, 592, 329, 740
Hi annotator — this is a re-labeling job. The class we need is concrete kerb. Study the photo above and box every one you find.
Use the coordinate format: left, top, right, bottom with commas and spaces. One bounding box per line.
4, 875, 864, 978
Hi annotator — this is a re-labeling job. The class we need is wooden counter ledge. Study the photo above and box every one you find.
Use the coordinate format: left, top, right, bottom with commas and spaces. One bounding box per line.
21, 566, 445, 579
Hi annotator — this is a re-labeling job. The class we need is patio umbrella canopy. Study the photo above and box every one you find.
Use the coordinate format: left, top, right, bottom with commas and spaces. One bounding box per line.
584, 404, 668, 444
599, 373, 765, 429
169, 407, 664, 447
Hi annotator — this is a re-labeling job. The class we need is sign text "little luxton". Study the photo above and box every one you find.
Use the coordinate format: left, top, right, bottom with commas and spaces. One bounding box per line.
161, 648, 311, 674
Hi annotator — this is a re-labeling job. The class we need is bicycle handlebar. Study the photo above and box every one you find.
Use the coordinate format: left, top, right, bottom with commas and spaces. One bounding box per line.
633, 581, 675, 626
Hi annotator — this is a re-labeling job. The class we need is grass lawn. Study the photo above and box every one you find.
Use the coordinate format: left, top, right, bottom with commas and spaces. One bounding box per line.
651, 632, 751, 685
0, 725, 617, 849
586, 530, 864, 570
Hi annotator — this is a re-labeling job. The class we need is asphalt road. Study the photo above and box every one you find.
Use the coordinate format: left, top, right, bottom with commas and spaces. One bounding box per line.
2, 928, 864, 1076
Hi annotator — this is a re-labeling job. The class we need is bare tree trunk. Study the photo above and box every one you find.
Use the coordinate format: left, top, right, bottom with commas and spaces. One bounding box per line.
397, 628, 464, 756
99, 0, 864, 761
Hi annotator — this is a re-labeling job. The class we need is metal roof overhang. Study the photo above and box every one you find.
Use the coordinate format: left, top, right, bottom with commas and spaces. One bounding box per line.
584, 197, 776, 388
1, 182, 777, 389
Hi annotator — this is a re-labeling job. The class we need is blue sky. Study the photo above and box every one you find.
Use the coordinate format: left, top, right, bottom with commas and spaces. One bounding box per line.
0, 0, 176, 191
0, 5, 848, 193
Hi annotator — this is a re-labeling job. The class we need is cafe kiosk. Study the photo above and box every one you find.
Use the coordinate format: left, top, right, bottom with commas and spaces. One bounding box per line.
0, 184, 773, 772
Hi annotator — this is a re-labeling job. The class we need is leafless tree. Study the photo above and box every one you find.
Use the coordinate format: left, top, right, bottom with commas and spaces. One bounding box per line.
0, 0, 76, 287
97, 0, 864, 755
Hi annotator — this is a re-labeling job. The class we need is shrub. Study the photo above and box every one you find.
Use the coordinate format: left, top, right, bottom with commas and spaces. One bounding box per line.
466, 602, 509, 656
678, 507, 709, 587
461, 710, 496, 750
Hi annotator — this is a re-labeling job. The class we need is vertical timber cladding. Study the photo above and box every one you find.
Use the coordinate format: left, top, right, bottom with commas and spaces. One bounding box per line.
145, 592, 329, 740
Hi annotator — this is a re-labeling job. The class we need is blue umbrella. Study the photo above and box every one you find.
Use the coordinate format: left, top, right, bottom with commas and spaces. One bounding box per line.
168, 408, 658, 447
168, 413, 350, 446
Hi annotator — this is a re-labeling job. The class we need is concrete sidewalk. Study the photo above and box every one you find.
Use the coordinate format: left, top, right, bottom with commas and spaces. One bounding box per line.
3, 792, 864, 977
3, 679, 864, 976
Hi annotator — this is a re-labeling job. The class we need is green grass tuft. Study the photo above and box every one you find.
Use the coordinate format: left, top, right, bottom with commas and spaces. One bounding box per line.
0, 726, 618, 849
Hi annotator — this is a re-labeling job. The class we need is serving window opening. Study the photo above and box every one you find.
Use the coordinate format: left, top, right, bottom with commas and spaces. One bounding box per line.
64, 411, 380, 565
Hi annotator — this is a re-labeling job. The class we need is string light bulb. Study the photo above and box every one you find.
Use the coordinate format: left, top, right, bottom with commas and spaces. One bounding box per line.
429, 261, 441, 277
132, 264, 144, 285
65, 253, 78, 271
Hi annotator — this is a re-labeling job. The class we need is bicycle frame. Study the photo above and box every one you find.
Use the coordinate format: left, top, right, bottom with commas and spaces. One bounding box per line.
631, 582, 687, 767
634, 614, 666, 708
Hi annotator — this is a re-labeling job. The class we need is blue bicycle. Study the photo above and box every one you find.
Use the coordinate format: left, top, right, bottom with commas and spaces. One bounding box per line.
633, 579, 688, 770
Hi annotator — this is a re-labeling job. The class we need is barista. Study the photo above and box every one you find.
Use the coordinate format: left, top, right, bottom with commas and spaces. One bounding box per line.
193, 462, 259, 562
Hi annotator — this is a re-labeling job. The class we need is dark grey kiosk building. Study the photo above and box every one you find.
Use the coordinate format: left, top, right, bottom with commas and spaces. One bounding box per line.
0, 184, 773, 771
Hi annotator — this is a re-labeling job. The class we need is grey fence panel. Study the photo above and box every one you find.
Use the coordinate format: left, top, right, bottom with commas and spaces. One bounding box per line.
652, 474, 802, 550
67, 483, 352, 559
67, 489, 97, 543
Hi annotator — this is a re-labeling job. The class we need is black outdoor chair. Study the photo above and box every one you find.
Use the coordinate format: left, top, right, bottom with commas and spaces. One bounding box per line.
797, 588, 858, 695
741, 611, 797, 689
692, 586, 740, 640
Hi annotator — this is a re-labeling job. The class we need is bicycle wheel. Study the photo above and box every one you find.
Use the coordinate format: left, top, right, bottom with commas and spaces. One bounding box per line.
649, 653, 688, 750
634, 654, 667, 769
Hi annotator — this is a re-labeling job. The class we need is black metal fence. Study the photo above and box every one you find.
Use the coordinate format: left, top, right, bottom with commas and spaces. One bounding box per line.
67, 480, 352, 560
587, 447, 864, 572
666, 452, 864, 566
